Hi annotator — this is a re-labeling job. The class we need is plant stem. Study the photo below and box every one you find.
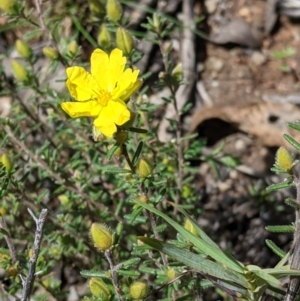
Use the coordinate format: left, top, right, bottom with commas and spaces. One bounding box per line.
104, 250, 123, 301
20, 208, 49, 301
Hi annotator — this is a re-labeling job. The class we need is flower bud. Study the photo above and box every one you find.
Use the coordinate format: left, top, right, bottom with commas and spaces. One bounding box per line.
6, 266, 18, 277
92, 126, 105, 142
137, 157, 153, 178
68, 41, 78, 56
42, 47, 59, 60
15, 39, 32, 60
90, 223, 113, 251
152, 13, 161, 32
11, 60, 29, 83
0, 0, 17, 14
130, 281, 149, 300
166, 267, 176, 280
115, 131, 128, 145
88, 0, 105, 17
184, 219, 198, 236
106, 0, 123, 23
107, 144, 123, 157
98, 24, 111, 48
276, 146, 294, 171
89, 278, 110, 300
172, 63, 183, 81
0, 207, 7, 216
116, 27, 134, 56
0, 153, 13, 173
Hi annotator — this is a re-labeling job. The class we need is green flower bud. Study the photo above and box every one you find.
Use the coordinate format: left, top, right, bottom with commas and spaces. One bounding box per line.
106, 0, 123, 23
42, 47, 59, 60
58, 195, 69, 206
0, 153, 13, 173
15, 39, 32, 60
166, 267, 176, 280
68, 40, 78, 55
276, 146, 294, 171
0, 207, 7, 216
98, 24, 111, 48
11, 60, 29, 83
116, 27, 134, 56
89, 278, 111, 300
107, 144, 123, 157
90, 223, 113, 251
88, 0, 105, 17
171, 63, 183, 81
137, 157, 153, 178
152, 13, 161, 32
92, 126, 105, 142
184, 219, 198, 236
130, 281, 149, 300
0, 0, 17, 14
115, 131, 128, 145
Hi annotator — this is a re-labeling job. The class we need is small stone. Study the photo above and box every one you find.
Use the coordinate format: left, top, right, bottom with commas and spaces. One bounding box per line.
250, 51, 267, 66
205, 56, 224, 72
205, 0, 220, 14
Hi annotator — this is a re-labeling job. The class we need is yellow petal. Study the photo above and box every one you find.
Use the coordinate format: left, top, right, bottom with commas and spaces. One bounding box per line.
61, 101, 102, 118
90, 48, 109, 90
66, 67, 99, 101
93, 117, 116, 138
112, 68, 140, 100
119, 79, 142, 102
93, 100, 130, 137
106, 100, 131, 125
107, 48, 126, 92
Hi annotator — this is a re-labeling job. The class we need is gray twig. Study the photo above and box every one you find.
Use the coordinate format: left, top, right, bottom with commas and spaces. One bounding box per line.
20, 208, 49, 301
0, 217, 17, 263
104, 250, 123, 301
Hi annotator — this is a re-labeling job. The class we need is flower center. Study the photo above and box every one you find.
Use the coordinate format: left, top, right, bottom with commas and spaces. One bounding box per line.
97, 90, 111, 106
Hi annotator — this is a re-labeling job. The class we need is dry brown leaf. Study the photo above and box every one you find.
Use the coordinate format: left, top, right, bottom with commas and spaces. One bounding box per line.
189, 101, 300, 148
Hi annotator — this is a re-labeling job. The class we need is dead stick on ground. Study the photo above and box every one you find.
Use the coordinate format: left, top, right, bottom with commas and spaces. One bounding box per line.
20, 208, 49, 301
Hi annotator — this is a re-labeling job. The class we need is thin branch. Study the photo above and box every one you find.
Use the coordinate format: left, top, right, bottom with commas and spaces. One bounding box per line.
0, 217, 17, 263
20, 208, 49, 301
104, 250, 123, 301
33, 0, 68, 67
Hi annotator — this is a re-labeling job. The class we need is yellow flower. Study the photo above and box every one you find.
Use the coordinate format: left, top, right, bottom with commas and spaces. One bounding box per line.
61, 48, 141, 137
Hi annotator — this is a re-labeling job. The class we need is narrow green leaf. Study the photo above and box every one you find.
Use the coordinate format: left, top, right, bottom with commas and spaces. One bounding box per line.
132, 141, 144, 165
121, 258, 141, 268
181, 133, 198, 141
247, 266, 280, 288
135, 200, 244, 273
265, 225, 294, 233
129, 206, 143, 223
263, 267, 300, 278
211, 141, 225, 156
287, 122, 300, 132
80, 270, 109, 278
283, 134, 300, 151
37, 190, 49, 203
266, 181, 294, 192
117, 270, 141, 276
129, 127, 148, 133
106, 143, 120, 161
265, 240, 286, 258
70, 14, 98, 48
138, 237, 248, 289
219, 155, 240, 168
154, 188, 167, 204
285, 198, 300, 210
104, 168, 132, 174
